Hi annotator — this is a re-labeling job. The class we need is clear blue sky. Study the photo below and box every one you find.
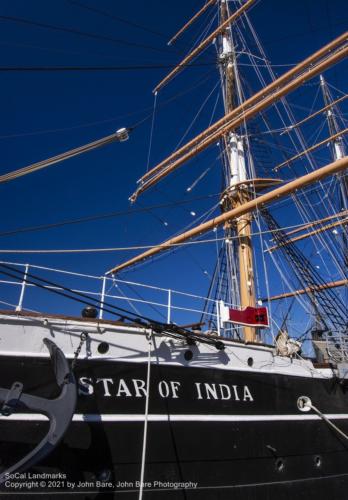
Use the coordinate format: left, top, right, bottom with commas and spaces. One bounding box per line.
0, 0, 346, 327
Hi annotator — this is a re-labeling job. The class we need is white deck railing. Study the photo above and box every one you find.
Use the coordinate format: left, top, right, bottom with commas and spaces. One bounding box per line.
0, 260, 235, 327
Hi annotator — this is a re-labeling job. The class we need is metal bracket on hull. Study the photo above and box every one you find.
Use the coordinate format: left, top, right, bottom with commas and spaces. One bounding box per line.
0, 338, 77, 485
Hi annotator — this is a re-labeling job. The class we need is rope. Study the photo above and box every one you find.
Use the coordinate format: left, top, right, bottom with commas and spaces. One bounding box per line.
111, 280, 142, 317
255, 218, 275, 343
0, 129, 130, 184
146, 93, 158, 173
0, 299, 38, 311
1, 219, 341, 254
174, 81, 220, 152
0, 71, 215, 142
0, 258, 238, 306
138, 331, 152, 500
238, 9, 348, 289
0, 193, 220, 238
299, 397, 348, 442
242, 8, 345, 271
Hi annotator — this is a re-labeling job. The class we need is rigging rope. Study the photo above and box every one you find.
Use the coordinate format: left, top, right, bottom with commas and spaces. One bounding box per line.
0, 128, 131, 184
298, 396, 348, 442
138, 331, 152, 500
67, 0, 171, 42
0, 71, 215, 141
174, 81, 220, 152
241, 9, 347, 282
261, 208, 347, 332
0, 193, 219, 238
0, 14, 183, 56
146, 93, 158, 173
2, 219, 346, 253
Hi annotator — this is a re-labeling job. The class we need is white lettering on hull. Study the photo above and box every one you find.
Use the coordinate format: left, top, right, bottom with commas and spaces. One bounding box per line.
79, 377, 254, 403
96, 378, 113, 397
194, 382, 252, 401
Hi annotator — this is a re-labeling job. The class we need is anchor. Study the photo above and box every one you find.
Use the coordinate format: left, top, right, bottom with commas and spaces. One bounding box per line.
0, 338, 77, 484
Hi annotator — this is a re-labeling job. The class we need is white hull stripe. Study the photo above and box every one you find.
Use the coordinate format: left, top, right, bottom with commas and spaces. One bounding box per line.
1, 413, 348, 422
0, 351, 335, 380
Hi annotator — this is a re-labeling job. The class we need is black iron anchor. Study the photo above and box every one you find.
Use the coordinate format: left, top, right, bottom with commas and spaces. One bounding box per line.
0, 338, 77, 484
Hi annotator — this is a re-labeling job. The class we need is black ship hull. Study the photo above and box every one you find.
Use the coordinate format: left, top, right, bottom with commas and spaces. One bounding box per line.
1, 353, 348, 499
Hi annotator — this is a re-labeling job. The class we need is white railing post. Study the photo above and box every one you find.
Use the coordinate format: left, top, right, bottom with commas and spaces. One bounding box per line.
99, 275, 107, 319
216, 300, 221, 336
16, 264, 29, 312
167, 289, 172, 324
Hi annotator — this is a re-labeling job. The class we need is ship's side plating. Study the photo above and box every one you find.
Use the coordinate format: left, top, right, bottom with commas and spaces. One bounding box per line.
0, 311, 348, 499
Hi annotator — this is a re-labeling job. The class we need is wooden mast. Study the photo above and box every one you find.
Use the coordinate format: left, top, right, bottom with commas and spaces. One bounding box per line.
110, 4, 347, 341
219, 0, 256, 342
131, 32, 348, 201
320, 75, 348, 220
138, 32, 347, 182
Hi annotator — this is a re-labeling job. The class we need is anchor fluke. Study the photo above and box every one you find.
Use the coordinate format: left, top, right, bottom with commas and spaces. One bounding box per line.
0, 338, 77, 484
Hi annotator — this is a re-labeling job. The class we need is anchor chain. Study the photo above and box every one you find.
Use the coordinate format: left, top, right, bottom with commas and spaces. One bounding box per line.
71, 332, 88, 370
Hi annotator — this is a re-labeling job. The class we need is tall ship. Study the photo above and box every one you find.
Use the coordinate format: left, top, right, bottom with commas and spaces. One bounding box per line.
0, 0, 347, 498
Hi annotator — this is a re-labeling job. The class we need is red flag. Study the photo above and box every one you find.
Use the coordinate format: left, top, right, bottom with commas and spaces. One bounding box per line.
227, 306, 269, 328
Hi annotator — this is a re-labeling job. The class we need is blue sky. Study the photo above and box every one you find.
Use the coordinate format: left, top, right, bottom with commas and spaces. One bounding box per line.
0, 0, 347, 329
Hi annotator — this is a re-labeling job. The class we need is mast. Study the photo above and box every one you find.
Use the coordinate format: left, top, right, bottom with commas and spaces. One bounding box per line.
320, 75, 348, 210
319, 75, 348, 314
108, 6, 348, 340
108, 156, 348, 273
320, 75, 346, 161
218, 0, 256, 342
131, 31, 348, 201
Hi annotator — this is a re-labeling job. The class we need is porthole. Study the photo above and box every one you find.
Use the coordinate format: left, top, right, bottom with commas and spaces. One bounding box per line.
314, 455, 322, 468
247, 357, 254, 367
184, 350, 193, 361
98, 342, 109, 354
275, 458, 284, 472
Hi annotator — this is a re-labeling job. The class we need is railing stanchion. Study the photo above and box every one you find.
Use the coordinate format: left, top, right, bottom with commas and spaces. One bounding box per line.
99, 275, 107, 319
216, 300, 221, 336
16, 264, 29, 312
167, 289, 172, 324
